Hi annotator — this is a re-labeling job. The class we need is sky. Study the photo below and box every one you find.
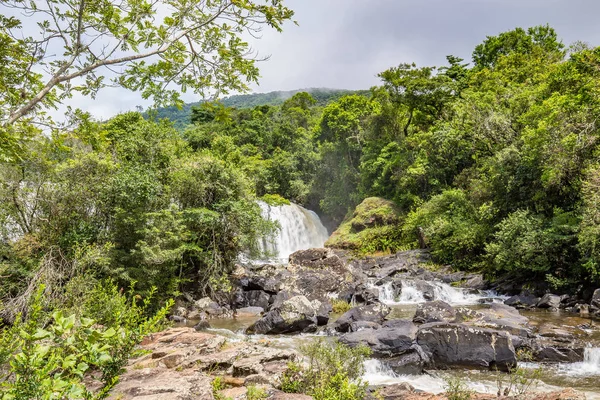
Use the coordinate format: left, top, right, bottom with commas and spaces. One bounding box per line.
77, 0, 600, 119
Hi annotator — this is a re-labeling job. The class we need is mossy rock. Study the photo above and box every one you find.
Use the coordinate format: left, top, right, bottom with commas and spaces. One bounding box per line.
325, 197, 403, 254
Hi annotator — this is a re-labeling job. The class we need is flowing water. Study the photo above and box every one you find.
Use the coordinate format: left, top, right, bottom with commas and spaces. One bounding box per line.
257, 201, 329, 263
207, 203, 600, 397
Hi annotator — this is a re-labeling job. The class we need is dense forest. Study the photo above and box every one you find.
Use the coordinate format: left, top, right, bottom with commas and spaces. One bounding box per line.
1, 0, 600, 392
148, 88, 363, 130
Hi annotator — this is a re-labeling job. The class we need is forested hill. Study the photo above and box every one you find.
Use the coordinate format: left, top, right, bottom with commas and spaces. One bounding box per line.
148, 88, 363, 129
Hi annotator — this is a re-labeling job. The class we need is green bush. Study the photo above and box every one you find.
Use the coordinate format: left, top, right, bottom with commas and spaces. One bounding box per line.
444, 376, 473, 400
280, 339, 371, 400
485, 209, 579, 281
402, 189, 488, 269
331, 299, 352, 314
0, 283, 172, 399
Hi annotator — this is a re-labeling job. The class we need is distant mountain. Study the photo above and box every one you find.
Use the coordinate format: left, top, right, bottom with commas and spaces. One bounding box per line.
146, 88, 367, 130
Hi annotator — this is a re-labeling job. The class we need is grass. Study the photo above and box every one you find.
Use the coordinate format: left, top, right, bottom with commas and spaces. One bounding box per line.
332, 299, 352, 314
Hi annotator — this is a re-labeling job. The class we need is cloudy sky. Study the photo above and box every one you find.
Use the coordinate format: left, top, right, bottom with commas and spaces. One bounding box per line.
79, 0, 600, 119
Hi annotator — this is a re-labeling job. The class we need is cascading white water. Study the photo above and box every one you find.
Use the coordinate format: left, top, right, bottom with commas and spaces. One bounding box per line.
559, 348, 600, 376
376, 280, 502, 305
257, 201, 329, 263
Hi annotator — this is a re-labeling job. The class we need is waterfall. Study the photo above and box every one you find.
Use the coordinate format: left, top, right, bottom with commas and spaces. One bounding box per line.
257, 201, 329, 263
559, 348, 600, 376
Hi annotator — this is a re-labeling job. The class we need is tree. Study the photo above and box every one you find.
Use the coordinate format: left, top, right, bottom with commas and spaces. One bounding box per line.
378, 63, 451, 136
472, 25, 564, 69
0, 0, 294, 157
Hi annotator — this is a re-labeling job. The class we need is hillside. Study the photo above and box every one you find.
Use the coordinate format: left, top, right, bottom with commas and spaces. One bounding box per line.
146, 88, 365, 129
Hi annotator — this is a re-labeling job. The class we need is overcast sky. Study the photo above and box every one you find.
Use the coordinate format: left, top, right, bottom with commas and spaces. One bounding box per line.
79, 0, 600, 119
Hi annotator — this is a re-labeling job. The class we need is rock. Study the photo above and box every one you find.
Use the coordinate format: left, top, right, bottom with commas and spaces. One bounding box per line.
288, 248, 344, 269
219, 387, 246, 399
340, 321, 417, 357
333, 303, 390, 333
349, 320, 381, 331
235, 306, 264, 317
169, 315, 186, 323
270, 290, 300, 309
387, 350, 425, 374
534, 347, 584, 363
369, 382, 415, 399
269, 391, 313, 400
401, 280, 436, 301
315, 300, 332, 326
413, 300, 456, 324
108, 369, 214, 399
416, 322, 516, 371
591, 288, 600, 308
504, 294, 539, 309
246, 295, 317, 334
456, 303, 531, 337
245, 290, 271, 309
462, 274, 487, 290
537, 294, 561, 309
193, 320, 211, 331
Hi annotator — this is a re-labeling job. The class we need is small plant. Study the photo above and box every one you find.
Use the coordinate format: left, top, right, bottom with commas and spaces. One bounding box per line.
332, 299, 352, 314
246, 385, 268, 400
280, 339, 371, 400
444, 376, 473, 400
211, 376, 226, 392
261, 194, 291, 206
495, 365, 542, 398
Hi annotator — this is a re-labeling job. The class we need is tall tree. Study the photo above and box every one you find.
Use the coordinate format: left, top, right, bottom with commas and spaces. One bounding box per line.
0, 0, 294, 158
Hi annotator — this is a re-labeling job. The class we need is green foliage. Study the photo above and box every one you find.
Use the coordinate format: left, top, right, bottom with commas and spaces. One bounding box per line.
0, 283, 171, 399
331, 300, 352, 314
280, 339, 371, 400
261, 194, 291, 206
443, 376, 473, 400
326, 197, 403, 255
246, 385, 268, 400
402, 190, 489, 269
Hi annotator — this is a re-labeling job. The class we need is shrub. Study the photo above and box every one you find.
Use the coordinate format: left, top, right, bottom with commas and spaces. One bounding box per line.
444, 376, 473, 400
402, 189, 488, 269
0, 283, 172, 399
280, 339, 371, 400
331, 299, 352, 314
246, 385, 268, 400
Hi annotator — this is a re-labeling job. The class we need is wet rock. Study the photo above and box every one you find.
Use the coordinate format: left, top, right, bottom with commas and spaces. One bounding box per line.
246, 295, 317, 334
504, 294, 539, 309
401, 280, 436, 301
387, 350, 425, 374
462, 274, 487, 289
193, 297, 231, 318
416, 322, 517, 371
340, 321, 417, 357
235, 306, 264, 317
536, 294, 561, 309
413, 300, 456, 324
591, 288, 600, 308
169, 315, 186, 323
193, 320, 211, 331
534, 347, 584, 363
333, 303, 390, 333
353, 284, 381, 304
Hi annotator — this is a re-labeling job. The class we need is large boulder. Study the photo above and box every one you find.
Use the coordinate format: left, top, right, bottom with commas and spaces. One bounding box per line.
246, 295, 317, 334
413, 300, 456, 324
456, 303, 531, 337
288, 248, 344, 269
504, 294, 540, 309
340, 320, 417, 357
400, 280, 437, 301
591, 288, 600, 308
537, 294, 561, 309
333, 303, 390, 333
416, 322, 517, 371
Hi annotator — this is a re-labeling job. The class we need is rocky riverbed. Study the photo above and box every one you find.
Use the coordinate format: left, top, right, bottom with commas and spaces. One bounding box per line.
112, 248, 600, 399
